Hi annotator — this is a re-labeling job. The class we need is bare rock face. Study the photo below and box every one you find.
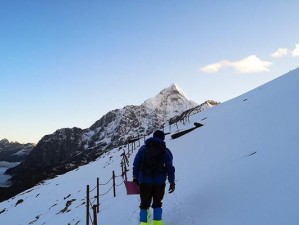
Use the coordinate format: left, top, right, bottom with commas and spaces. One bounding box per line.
6, 128, 87, 185
17, 128, 86, 170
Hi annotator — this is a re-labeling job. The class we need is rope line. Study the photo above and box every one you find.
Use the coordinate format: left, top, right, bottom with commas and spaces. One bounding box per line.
115, 180, 124, 187
99, 177, 113, 186
91, 198, 97, 205
89, 185, 97, 192
89, 199, 93, 208
99, 186, 113, 196
89, 211, 93, 223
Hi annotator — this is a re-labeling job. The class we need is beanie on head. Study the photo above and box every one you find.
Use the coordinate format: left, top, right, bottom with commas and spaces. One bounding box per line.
153, 130, 165, 140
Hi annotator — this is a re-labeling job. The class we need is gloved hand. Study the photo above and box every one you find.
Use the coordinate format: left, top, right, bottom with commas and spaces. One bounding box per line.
168, 182, 175, 193
133, 177, 139, 185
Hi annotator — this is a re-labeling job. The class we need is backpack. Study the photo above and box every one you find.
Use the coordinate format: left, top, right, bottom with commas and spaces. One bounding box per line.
140, 141, 166, 177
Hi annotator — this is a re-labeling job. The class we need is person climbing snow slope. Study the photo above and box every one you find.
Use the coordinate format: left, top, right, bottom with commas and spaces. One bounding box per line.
133, 130, 175, 225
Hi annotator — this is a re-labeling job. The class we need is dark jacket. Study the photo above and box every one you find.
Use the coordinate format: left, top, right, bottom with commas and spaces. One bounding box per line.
133, 137, 175, 184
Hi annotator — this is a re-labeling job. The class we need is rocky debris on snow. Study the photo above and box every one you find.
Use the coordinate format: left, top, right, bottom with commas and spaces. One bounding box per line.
0, 208, 6, 214
29, 215, 41, 225
15, 199, 24, 206
171, 122, 204, 139
57, 199, 76, 214
64, 194, 71, 200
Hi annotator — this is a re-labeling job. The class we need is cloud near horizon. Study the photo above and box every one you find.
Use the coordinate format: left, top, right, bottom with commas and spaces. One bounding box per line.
271, 48, 289, 58
292, 44, 299, 57
270, 43, 299, 58
200, 55, 272, 74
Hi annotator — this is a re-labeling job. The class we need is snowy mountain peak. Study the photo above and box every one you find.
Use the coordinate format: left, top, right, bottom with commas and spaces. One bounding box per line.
170, 83, 189, 99
88, 83, 200, 148
158, 83, 189, 100
142, 83, 197, 119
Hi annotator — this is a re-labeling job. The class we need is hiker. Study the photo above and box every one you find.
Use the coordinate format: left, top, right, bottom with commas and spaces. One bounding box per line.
133, 130, 175, 225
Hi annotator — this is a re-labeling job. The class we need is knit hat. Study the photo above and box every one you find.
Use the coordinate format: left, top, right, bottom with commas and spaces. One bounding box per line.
153, 130, 165, 140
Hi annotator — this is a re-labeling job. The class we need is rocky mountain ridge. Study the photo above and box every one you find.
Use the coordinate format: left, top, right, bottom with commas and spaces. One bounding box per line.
2, 83, 218, 202
0, 139, 34, 163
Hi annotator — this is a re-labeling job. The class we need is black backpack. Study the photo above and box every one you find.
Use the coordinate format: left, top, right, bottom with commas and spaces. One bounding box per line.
140, 141, 166, 177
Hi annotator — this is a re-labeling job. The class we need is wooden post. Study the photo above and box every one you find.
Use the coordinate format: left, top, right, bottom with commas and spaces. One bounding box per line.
86, 185, 90, 225
127, 140, 129, 153
96, 178, 100, 213
123, 151, 129, 167
124, 162, 128, 181
93, 205, 98, 225
121, 160, 124, 179
112, 171, 116, 197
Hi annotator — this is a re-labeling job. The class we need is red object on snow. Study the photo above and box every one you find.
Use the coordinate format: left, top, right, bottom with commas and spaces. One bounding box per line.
124, 181, 140, 195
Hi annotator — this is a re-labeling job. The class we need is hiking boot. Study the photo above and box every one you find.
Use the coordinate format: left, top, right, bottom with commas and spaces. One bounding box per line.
153, 220, 163, 225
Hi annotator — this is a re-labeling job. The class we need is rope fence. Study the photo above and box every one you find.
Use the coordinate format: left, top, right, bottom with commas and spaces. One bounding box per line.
85, 136, 142, 225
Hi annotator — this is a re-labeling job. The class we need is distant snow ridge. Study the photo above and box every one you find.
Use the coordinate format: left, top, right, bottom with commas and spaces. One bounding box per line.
0, 139, 34, 163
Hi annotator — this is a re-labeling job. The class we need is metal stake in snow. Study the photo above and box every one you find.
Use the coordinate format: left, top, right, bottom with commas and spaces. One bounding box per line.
93, 205, 98, 225
86, 185, 90, 225
112, 170, 116, 197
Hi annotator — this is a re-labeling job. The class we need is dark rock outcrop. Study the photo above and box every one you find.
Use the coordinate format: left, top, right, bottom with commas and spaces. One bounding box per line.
6, 128, 88, 183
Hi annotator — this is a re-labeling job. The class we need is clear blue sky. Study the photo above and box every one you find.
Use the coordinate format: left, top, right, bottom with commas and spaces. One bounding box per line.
1, 0, 298, 143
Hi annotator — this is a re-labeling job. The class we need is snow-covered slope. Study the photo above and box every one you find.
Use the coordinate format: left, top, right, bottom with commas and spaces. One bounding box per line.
1, 68, 299, 225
